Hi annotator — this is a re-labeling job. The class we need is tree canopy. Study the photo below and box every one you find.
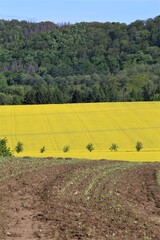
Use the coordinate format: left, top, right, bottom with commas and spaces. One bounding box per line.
0, 16, 160, 104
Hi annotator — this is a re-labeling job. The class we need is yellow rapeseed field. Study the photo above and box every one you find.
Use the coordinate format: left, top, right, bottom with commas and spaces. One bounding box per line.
0, 102, 159, 161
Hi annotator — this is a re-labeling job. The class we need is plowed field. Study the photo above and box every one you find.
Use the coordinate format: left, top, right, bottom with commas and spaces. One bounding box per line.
0, 157, 160, 239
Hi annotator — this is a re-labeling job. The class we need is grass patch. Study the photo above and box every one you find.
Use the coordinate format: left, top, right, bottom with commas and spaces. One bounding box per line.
84, 162, 143, 196
0, 157, 87, 182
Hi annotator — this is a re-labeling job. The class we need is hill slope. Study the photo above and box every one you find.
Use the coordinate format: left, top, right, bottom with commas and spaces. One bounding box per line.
0, 102, 159, 161
0, 16, 160, 104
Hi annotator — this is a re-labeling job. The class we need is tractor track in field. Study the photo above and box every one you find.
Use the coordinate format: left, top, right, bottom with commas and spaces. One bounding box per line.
0, 126, 159, 138
0, 159, 160, 239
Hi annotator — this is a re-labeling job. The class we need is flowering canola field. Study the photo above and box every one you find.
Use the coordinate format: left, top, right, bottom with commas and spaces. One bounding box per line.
0, 102, 159, 161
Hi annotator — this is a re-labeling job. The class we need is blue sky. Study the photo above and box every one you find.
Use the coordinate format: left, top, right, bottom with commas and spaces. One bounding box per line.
0, 0, 159, 24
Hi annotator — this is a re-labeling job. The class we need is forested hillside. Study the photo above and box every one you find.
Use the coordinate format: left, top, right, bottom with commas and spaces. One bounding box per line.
0, 16, 160, 104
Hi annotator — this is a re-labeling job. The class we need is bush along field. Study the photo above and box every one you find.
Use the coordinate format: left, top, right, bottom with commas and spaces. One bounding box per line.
0, 101, 159, 161
0, 157, 160, 239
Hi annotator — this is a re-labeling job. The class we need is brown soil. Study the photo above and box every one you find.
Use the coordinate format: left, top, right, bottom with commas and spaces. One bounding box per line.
0, 159, 160, 240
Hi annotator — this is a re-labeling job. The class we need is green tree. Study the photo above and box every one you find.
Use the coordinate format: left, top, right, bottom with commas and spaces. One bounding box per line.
15, 141, 24, 153
136, 141, 143, 152
86, 143, 95, 152
0, 74, 8, 91
40, 146, 46, 153
0, 138, 13, 156
109, 143, 119, 152
63, 145, 70, 153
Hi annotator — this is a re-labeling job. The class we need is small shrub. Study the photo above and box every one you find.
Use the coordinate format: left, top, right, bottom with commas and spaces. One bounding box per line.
40, 146, 46, 153
86, 143, 94, 152
15, 141, 24, 153
136, 141, 143, 152
63, 145, 70, 153
0, 137, 13, 156
23, 156, 31, 159
109, 143, 118, 152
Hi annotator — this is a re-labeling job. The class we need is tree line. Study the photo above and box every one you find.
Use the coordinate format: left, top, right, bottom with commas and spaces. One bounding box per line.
0, 16, 160, 104
0, 138, 143, 157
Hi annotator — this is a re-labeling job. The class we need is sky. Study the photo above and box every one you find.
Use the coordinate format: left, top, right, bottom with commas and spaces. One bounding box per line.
0, 0, 159, 24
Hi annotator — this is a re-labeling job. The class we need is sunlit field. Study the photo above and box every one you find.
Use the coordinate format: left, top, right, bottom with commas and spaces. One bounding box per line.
0, 102, 159, 161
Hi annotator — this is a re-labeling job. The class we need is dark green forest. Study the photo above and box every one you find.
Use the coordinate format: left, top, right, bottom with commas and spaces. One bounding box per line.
0, 16, 160, 105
